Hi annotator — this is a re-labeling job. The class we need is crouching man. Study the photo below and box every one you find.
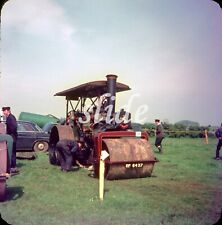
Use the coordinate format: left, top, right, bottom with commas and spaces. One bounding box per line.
56, 139, 91, 172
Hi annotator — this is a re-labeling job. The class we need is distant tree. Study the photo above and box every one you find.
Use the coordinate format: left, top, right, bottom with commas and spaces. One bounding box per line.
162, 121, 173, 130
142, 123, 155, 136
189, 125, 200, 131
174, 123, 186, 130
175, 120, 199, 128
142, 122, 155, 130
141, 120, 213, 139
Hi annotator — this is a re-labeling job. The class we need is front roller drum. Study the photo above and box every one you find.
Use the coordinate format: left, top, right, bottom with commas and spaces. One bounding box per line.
102, 138, 157, 180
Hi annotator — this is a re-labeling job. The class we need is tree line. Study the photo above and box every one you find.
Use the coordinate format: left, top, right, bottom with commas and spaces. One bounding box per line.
132, 121, 217, 138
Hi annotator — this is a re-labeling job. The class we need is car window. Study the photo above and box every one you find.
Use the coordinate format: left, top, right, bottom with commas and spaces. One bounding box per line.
33, 123, 42, 132
17, 122, 39, 132
42, 123, 57, 133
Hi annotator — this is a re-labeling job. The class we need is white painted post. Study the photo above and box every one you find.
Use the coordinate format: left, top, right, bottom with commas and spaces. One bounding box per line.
99, 150, 109, 201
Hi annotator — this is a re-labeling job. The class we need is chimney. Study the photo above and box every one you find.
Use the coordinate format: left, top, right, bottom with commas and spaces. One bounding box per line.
106, 74, 118, 115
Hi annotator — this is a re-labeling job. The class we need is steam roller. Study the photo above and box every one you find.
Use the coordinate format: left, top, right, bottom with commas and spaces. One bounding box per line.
49, 74, 158, 179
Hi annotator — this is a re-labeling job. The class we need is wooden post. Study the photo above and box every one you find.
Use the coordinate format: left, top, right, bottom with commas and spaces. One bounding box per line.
99, 159, 105, 200
204, 129, 208, 144
99, 150, 109, 201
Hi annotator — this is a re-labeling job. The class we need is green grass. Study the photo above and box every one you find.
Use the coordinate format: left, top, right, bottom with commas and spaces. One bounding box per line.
0, 138, 222, 225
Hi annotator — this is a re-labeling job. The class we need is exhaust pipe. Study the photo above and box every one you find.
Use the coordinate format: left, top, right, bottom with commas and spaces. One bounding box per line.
106, 74, 117, 115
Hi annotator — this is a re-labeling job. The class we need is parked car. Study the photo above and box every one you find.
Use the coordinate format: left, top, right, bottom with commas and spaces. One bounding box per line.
16, 120, 50, 152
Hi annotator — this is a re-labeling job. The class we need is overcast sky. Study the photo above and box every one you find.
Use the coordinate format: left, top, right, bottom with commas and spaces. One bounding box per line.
0, 0, 222, 125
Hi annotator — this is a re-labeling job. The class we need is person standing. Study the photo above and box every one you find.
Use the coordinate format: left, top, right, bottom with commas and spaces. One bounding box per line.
154, 119, 164, 153
215, 123, 222, 160
2, 107, 18, 174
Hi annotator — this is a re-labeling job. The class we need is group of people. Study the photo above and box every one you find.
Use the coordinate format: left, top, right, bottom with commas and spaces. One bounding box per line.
58, 108, 133, 172
62, 109, 222, 161
154, 119, 222, 160
57, 116, 165, 172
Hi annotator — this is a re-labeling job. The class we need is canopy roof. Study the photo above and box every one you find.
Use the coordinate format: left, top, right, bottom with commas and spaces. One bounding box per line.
54, 80, 130, 100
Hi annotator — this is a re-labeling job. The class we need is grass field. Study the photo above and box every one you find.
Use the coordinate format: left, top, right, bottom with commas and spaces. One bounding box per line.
0, 137, 222, 225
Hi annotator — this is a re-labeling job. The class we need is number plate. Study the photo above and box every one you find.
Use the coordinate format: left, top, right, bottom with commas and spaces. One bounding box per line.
125, 163, 143, 168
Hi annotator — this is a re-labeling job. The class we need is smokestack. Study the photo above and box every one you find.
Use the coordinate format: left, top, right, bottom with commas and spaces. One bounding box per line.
106, 74, 117, 115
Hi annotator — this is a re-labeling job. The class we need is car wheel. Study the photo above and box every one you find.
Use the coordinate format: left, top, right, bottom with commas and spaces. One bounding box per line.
33, 141, 49, 152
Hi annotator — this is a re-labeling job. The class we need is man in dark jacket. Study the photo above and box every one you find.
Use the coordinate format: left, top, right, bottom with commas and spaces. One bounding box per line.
154, 119, 164, 153
56, 139, 91, 171
215, 123, 222, 160
56, 139, 77, 171
2, 107, 18, 174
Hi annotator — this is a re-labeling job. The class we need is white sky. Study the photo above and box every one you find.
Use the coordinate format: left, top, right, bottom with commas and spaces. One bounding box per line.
0, 0, 222, 126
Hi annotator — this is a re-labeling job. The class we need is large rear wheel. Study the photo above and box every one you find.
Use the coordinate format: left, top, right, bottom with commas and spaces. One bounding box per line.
48, 125, 74, 166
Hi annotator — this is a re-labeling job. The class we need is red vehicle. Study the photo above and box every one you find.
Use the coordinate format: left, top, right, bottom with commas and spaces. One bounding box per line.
48, 75, 157, 179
